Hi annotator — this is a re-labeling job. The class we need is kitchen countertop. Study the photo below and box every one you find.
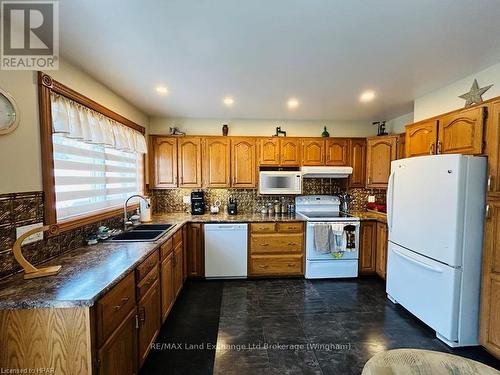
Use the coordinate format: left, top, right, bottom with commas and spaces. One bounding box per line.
350, 210, 387, 223
0, 211, 381, 310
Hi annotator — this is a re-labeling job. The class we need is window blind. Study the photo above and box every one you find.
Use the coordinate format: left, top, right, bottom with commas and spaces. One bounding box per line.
53, 134, 143, 221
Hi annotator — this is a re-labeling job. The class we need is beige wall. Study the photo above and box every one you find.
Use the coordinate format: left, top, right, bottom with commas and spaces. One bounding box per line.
0, 60, 149, 194
386, 112, 414, 134
149, 117, 377, 137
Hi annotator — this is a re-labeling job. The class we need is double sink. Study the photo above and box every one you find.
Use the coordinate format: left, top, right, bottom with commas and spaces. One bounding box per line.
110, 223, 175, 242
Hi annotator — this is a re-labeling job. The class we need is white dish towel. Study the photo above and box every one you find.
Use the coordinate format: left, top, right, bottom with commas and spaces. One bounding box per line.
329, 224, 347, 253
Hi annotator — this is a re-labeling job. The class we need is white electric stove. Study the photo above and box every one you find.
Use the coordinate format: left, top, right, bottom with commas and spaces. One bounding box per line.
296, 195, 360, 279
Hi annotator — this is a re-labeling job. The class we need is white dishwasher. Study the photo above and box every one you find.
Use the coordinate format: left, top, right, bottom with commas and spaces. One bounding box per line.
204, 223, 248, 278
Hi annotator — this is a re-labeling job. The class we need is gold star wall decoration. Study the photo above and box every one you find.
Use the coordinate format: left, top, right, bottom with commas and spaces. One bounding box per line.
458, 79, 493, 107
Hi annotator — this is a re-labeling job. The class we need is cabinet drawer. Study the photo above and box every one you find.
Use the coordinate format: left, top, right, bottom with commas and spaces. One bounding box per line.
250, 234, 303, 253
249, 255, 303, 276
277, 222, 303, 233
160, 238, 173, 260
137, 251, 159, 282
137, 265, 159, 300
96, 272, 135, 346
250, 223, 276, 233
173, 229, 183, 246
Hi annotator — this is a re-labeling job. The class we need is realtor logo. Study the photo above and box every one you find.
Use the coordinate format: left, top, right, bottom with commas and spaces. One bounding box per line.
1, 0, 59, 70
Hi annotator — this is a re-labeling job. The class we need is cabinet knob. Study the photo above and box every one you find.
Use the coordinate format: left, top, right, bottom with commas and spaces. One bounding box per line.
261, 243, 269, 247
436, 141, 442, 154
486, 204, 491, 220
429, 143, 435, 155
487, 175, 493, 192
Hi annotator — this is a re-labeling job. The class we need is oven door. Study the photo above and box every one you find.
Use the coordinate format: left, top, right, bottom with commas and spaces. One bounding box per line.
259, 171, 302, 194
305, 222, 359, 260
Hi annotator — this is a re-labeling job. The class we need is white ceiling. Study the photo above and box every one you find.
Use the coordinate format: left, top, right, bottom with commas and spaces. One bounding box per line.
59, 0, 500, 121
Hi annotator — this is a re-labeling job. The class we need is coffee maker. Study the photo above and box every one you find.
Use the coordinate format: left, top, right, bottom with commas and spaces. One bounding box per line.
191, 191, 205, 215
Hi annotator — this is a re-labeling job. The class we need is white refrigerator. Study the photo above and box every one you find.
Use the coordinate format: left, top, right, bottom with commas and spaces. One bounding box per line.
386, 154, 487, 347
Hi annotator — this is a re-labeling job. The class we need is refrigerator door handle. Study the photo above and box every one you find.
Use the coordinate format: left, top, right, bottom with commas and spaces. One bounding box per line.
393, 248, 443, 273
387, 170, 396, 233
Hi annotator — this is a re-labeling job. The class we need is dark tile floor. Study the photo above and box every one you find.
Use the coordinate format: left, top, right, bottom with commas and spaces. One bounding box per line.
141, 278, 499, 375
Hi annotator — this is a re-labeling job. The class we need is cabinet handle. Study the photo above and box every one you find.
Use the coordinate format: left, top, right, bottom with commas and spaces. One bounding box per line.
486, 204, 491, 220
437, 141, 442, 154
138, 307, 146, 323
135, 313, 139, 329
367, 177, 371, 185
429, 143, 435, 155
288, 242, 297, 246
112, 297, 129, 312
180, 176, 183, 185
260, 243, 269, 247
487, 175, 493, 192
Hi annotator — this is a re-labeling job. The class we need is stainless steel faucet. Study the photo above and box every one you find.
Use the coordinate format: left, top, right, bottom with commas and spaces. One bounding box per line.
124, 195, 150, 230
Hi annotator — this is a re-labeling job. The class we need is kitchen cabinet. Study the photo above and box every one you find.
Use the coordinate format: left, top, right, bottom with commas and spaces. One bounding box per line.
280, 138, 301, 166
349, 138, 366, 187
359, 221, 377, 274
160, 246, 174, 323
182, 225, 188, 281
187, 223, 204, 278
375, 222, 388, 279
231, 137, 257, 188
366, 135, 399, 189
438, 106, 485, 155
137, 280, 161, 367
259, 138, 280, 165
486, 100, 500, 196
173, 242, 184, 298
405, 120, 438, 157
203, 137, 230, 187
480, 200, 500, 358
302, 139, 325, 166
150, 136, 177, 188
258, 137, 301, 166
325, 138, 349, 166
178, 137, 202, 187
248, 222, 304, 276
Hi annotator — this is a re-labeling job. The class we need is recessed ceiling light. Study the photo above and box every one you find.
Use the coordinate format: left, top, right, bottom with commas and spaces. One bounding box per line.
287, 98, 299, 109
359, 90, 375, 103
156, 86, 169, 95
223, 96, 235, 106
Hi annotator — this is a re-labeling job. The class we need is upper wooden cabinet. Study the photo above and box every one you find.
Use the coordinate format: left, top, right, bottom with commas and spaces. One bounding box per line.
349, 138, 366, 188
438, 106, 485, 155
325, 138, 349, 166
150, 137, 177, 188
302, 139, 325, 166
203, 138, 230, 187
366, 135, 399, 189
178, 137, 202, 188
258, 137, 300, 166
487, 100, 500, 196
405, 120, 438, 157
231, 137, 257, 188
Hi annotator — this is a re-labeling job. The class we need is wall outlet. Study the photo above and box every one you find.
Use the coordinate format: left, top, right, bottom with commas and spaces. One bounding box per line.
182, 195, 191, 204
16, 222, 44, 245
368, 195, 376, 203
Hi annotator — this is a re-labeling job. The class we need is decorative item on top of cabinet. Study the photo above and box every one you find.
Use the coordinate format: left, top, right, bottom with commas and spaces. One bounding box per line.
222, 124, 228, 136
437, 106, 485, 155
405, 120, 438, 157
203, 137, 230, 187
349, 138, 366, 187
458, 79, 493, 107
231, 137, 257, 188
366, 135, 399, 189
480, 199, 500, 358
373, 121, 388, 136
321, 126, 330, 137
150, 136, 177, 188
302, 138, 325, 166
178, 137, 202, 188
359, 221, 377, 274
486, 100, 500, 196
325, 138, 349, 166
187, 223, 204, 278
375, 222, 388, 279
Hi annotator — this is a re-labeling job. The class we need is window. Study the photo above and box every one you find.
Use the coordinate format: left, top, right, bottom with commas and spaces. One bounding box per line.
53, 134, 143, 221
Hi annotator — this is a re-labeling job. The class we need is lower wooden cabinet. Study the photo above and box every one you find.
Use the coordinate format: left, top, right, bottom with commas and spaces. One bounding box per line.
173, 243, 184, 297
97, 309, 138, 375
137, 280, 161, 367
359, 221, 377, 274
160, 251, 174, 322
375, 222, 388, 279
187, 223, 204, 278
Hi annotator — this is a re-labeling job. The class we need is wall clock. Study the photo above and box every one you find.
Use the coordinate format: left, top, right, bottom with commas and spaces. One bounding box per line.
0, 88, 19, 135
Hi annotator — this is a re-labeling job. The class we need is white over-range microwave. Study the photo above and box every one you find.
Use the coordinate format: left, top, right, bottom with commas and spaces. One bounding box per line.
259, 170, 302, 195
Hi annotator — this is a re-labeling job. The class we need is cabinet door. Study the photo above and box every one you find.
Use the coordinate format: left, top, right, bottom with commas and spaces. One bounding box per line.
178, 137, 202, 187
366, 136, 398, 188
187, 223, 204, 278
97, 309, 137, 375
182, 225, 188, 281
138, 280, 161, 367
160, 253, 174, 323
486, 101, 500, 196
280, 138, 301, 166
359, 221, 376, 274
173, 244, 184, 298
349, 138, 366, 188
480, 200, 500, 357
150, 137, 177, 188
259, 138, 280, 165
375, 222, 388, 279
438, 106, 485, 155
405, 121, 438, 157
302, 139, 325, 166
231, 138, 257, 188
203, 138, 230, 187
325, 139, 349, 166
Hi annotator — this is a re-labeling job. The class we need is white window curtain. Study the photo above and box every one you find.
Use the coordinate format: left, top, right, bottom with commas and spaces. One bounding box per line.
51, 93, 147, 154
